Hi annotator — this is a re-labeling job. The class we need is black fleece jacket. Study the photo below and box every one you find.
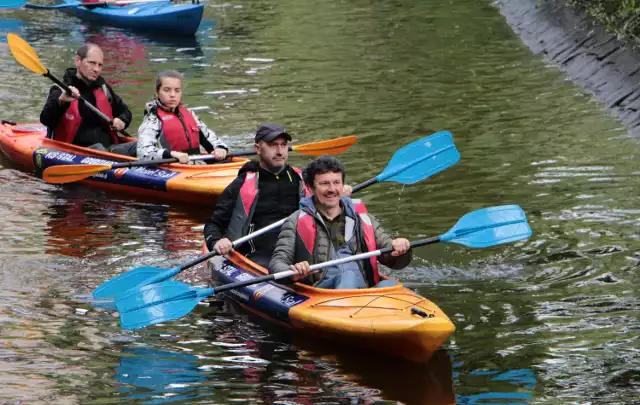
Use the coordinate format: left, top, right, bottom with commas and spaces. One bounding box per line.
204, 161, 302, 259
39, 68, 132, 148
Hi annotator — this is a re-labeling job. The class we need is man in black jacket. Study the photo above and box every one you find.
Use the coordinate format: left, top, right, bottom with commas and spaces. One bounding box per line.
39, 43, 136, 156
204, 123, 310, 267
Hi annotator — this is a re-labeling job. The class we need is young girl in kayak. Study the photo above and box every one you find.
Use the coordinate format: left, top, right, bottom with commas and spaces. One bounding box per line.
137, 70, 228, 164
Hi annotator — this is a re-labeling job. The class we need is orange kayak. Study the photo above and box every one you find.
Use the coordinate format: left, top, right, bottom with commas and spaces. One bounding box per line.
0, 122, 247, 205
208, 250, 455, 363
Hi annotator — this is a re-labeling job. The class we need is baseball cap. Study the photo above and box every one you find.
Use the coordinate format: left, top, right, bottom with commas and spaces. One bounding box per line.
254, 123, 292, 142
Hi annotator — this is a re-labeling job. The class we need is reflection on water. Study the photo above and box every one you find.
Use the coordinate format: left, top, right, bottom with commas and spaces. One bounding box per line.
0, 17, 22, 41
455, 368, 536, 405
106, 315, 539, 405
43, 193, 205, 259
294, 339, 457, 405
110, 324, 458, 405
1, 0, 639, 403
117, 347, 208, 404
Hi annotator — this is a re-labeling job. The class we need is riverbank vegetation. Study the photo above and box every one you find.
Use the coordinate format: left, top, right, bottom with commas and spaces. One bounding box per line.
564, 0, 640, 44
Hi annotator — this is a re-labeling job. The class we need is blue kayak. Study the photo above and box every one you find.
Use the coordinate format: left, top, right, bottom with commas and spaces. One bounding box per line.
53, 1, 204, 36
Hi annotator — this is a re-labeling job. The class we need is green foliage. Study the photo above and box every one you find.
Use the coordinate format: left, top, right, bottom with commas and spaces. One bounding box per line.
563, 0, 640, 44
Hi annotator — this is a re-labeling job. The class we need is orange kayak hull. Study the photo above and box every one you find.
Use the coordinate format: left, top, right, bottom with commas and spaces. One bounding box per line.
0, 122, 247, 205
208, 250, 455, 363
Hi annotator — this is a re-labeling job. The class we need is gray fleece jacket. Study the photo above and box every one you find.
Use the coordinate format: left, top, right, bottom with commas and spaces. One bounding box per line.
269, 196, 412, 286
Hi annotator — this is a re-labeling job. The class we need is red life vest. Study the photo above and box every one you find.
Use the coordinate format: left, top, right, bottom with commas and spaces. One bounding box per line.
54, 86, 119, 145
239, 172, 259, 219
156, 104, 200, 154
225, 167, 311, 241
297, 199, 380, 285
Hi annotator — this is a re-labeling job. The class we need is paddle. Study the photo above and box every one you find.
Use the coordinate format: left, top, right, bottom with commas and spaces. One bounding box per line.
7, 33, 132, 137
115, 204, 532, 330
23, 0, 171, 9
41, 135, 359, 184
92, 130, 460, 302
190, 129, 459, 231
0, 0, 29, 8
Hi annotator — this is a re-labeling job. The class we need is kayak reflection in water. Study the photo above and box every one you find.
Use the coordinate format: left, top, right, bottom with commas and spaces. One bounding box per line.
44, 197, 120, 258
269, 156, 412, 289
85, 30, 148, 78
39, 43, 138, 156
136, 70, 228, 164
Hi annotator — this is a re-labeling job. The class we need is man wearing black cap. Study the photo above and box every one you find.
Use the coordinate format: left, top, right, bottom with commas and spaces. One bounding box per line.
203, 123, 311, 267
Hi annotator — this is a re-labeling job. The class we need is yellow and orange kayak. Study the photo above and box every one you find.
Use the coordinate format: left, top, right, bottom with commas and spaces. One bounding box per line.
0, 122, 246, 205
208, 250, 455, 363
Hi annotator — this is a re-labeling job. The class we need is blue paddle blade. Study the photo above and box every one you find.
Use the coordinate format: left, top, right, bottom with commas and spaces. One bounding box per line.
0, 0, 28, 8
116, 281, 214, 330
439, 205, 532, 248
92, 266, 179, 301
116, 347, 203, 391
377, 131, 460, 184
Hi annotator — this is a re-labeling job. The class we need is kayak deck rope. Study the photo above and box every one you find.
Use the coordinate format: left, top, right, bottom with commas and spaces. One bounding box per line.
310, 293, 435, 318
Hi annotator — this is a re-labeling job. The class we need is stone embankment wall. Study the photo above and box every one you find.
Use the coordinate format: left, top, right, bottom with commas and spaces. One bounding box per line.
496, 0, 640, 136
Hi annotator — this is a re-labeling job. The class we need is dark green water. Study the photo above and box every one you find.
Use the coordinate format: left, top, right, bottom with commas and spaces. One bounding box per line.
0, 0, 638, 404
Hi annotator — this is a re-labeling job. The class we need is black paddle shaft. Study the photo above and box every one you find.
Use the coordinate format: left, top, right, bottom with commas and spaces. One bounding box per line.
179, 249, 219, 271
213, 272, 282, 294
352, 177, 377, 192
378, 236, 440, 255
44, 71, 133, 138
